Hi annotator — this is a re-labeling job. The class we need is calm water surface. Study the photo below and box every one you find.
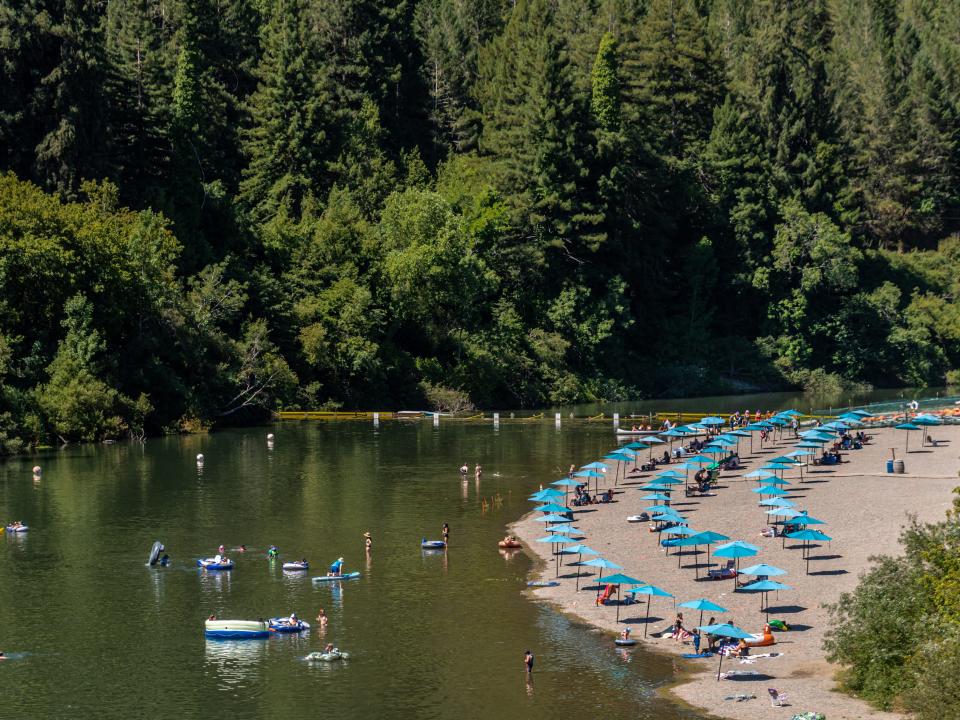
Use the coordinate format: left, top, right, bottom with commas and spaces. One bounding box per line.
0, 421, 706, 720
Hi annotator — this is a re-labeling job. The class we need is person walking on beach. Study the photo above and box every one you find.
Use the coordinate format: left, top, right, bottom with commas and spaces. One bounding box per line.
442, 523, 450, 543
524, 650, 534, 674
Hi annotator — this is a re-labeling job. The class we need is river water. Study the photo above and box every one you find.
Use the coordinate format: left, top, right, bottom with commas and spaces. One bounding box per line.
1, 420, 706, 720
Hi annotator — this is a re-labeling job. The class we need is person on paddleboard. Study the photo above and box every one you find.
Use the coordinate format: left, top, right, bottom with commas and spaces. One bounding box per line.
328, 557, 345, 576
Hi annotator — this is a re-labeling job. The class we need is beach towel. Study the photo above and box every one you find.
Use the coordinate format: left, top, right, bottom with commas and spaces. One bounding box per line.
723, 694, 756, 702
789, 714, 825, 720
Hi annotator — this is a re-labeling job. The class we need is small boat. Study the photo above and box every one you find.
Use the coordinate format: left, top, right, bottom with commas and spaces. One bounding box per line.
615, 638, 637, 646
197, 557, 234, 571
312, 572, 361, 582
498, 539, 522, 549
4, 525, 29, 533
306, 649, 349, 662
421, 539, 446, 549
204, 619, 270, 639
268, 617, 310, 633
615, 428, 661, 436
282, 561, 309, 571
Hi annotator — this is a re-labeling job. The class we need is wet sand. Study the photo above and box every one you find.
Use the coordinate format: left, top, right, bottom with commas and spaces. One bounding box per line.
513, 424, 960, 719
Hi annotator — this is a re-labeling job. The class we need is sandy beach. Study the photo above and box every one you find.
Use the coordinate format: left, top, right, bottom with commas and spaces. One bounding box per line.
512, 423, 960, 719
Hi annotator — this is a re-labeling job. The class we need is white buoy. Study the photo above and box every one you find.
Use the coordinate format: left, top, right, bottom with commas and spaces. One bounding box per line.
267, 433, 275, 441
32, 466, 41, 475
196, 453, 204, 464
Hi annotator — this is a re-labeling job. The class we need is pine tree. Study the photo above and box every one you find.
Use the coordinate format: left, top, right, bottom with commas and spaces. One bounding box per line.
240, 0, 334, 224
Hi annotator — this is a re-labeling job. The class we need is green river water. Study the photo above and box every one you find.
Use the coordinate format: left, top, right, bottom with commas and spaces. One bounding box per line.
0, 387, 943, 719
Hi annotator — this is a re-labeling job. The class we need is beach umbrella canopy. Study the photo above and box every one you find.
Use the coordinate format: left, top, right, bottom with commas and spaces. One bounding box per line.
624, 441, 649, 449
652, 476, 685, 485
655, 470, 685, 478
848, 409, 873, 417
558, 544, 598, 556
759, 497, 795, 508
714, 540, 759, 553
751, 485, 790, 496
660, 429, 688, 438
661, 525, 695, 536
713, 544, 758, 560
728, 430, 752, 438
684, 454, 715, 464
744, 470, 778, 480
645, 505, 674, 514
643, 436, 666, 445
689, 531, 729, 544
641, 492, 672, 501
896, 423, 920, 430
529, 488, 565, 501
662, 535, 703, 547
782, 514, 826, 526
795, 441, 826, 448
765, 507, 803, 518
602, 573, 644, 586
580, 462, 608, 470
640, 483, 672, 492
535, 535, 574, 544
741, 579, 791, 592
699, 416, 725, 425
787, 529, 832, 542
787, 449, 816, 458
574, 470, 605, 478
653, 513, 685, 523
697, 623, 754, 680
551, 478, 582, 488
761, 462, 796, 472
760, 476, 791, 486
579, 557, 623, 570
547, 526, 585, 536
709, 437, 737, 447
700, 447, 727, 455
605, 450, 635, 460
769, 455, 798, 464
739, 563, 787, 577
679, 597, 728, 626
533, 514, 573, 523
534, 503, 572, 514
912, 416, 940, 426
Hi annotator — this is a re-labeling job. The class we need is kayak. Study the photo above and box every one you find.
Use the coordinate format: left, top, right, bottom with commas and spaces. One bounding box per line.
5, 525, 28, 533
268, 618, 310, 633
282, 562, 309, 571
421, 540, 446, 549
197, 558, 233, 571
312, 572, 361, 582
615, 429, 661, 436
205, 619, 270, 639
306, 649, 349, 662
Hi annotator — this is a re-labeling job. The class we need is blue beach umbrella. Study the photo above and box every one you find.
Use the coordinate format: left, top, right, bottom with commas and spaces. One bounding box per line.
661, 525, 695, 536
684, 454, 715, 464
581, 462, 608, 470
712, 541, 759, 575
529, 488, 565, 501
765, 507, 803, 518
759, 497, 795, 509
559, 544, 598, 590
598, 572, 645, 622
645, 504, 674, 514
641, 492, 672, 502
628, 584, 675, 635
534, 503, 572, 514
739, 563, 787, 578
739, 579, 792, 618
533, 514, 573, 524
751, 485, 789, 496
574, 470, 605, 478
786, 529, 833, 573
579, 557, 623, 597
678, 597, 728, 626
895, 423, 920, 452
640, 483, 672, 492
744, 469, 778, 481
782, 514, 825, 527
551, 478, 582, 487
696, 623, 754, 680
795, 441, 826, 449
700, 416, 725, 426
652, 476, 685, 485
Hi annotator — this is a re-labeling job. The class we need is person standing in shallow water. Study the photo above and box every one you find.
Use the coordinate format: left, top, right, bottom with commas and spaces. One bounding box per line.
524, 650, 534, 674
442, 523, 449, 544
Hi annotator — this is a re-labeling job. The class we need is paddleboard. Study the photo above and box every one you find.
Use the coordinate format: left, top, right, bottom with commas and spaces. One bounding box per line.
312, 572, 361, 582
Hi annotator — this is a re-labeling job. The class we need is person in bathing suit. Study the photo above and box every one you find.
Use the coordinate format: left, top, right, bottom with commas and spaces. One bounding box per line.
328, 557, 344, 576
524, 650, 534, 674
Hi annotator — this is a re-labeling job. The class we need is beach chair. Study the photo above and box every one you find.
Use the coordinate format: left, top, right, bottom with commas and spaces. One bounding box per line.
708, 560, 736, 579
767, 688, 788, 706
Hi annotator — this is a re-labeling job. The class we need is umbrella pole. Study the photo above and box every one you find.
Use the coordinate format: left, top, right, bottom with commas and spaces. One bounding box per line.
716, 651, 723, 681
644, 596, 651, 637
575, 553, 582, 591
699, 609, 704, 627
616, 596, 621, 623
596, 568, 605, 599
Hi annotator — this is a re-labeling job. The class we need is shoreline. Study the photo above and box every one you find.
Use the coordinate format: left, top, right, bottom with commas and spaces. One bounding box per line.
511, 425, 960, 720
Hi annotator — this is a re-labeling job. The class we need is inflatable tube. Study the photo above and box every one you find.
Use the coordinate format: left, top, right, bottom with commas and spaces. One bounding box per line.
306, 650, 349, 662
627, 515, 647, 523
5, 525, 28, 533
498, 540, 522, 549
147, 541, 164, 566
268, 618, 310, 633
744, 625, 776, 647
205, 620, 270, 639
197, 558, 234, 571
909, 400, 919, 410
282, 562, 309, 571
421, 540, 446, 549
312, 572, 361, 582
614, 638, 637, 646
527, 580, 559, 587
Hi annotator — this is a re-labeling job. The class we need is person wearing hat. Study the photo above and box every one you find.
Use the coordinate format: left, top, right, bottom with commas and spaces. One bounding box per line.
363, 532, 372, 550
328, 556, 345, 577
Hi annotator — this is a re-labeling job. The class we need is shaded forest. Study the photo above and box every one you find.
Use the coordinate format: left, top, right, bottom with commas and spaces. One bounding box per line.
2, 0, 960, 449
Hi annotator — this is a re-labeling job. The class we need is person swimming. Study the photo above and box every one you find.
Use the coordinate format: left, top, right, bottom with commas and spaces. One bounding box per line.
316, 608, 328, 627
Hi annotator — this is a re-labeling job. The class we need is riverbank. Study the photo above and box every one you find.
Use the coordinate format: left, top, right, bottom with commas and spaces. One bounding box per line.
513, 425, 960, 719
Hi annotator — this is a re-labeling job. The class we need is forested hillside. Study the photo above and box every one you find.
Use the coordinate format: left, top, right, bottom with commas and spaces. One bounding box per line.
2, 0, 960, 448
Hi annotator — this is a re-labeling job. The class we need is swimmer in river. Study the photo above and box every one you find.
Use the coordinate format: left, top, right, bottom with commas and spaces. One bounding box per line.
364, 532, 372, 550
442, 523, 449, 543
524, 650, 534, 674
316, 608, 329, 627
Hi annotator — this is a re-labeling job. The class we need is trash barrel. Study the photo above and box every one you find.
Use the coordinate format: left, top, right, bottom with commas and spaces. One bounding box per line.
893, 459, 905, 474
886, 459, 894, 473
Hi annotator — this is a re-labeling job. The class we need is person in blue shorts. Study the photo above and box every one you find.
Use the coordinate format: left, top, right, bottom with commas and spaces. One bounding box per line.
328, 557, 344, 576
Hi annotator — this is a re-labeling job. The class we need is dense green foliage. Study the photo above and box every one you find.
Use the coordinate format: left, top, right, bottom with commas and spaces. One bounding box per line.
824, 488, 960, 717
2, 0, 960, 446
